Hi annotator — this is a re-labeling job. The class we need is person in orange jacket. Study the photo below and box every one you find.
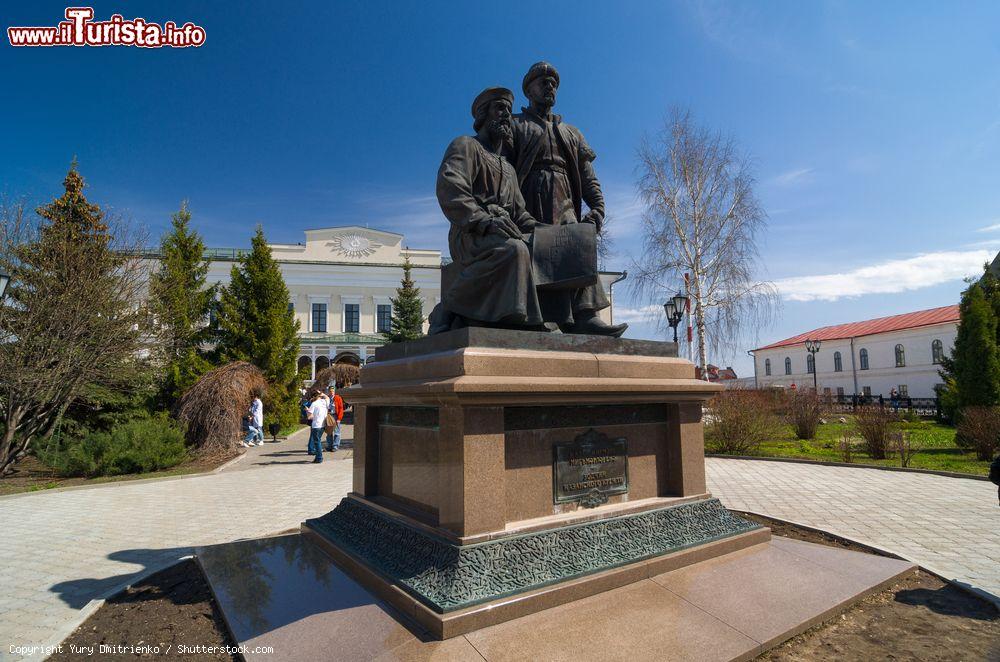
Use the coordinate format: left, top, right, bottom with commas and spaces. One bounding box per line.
324, 383, 345, 452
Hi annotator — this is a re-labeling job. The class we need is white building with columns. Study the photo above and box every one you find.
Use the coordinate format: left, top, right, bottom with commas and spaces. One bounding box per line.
750, 305, 959, 400
144, 225, 624, 381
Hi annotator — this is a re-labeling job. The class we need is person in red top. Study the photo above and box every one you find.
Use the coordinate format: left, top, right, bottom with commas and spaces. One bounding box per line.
324, 383, 345, 452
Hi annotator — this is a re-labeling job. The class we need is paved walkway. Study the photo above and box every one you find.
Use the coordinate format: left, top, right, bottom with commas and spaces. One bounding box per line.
0, 427, 352, 661
706, 457, 1000, 606
2, 446, 997, 660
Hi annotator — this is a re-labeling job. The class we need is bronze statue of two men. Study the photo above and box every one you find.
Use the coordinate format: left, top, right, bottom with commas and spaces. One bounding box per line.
432, 62, 627, 338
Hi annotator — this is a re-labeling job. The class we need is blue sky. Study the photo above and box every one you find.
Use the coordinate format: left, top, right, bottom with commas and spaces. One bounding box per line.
4, 1, 999, 376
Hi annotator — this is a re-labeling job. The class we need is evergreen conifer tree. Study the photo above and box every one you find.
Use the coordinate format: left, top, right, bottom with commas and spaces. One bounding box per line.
952, 282, 1000, 408
384, 257, 424, 343
1, 163, 145, 473
215, 226, 300, 428
148, 202, 216, 404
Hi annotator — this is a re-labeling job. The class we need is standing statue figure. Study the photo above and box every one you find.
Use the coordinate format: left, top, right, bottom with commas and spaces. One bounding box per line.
432, 87, 545, 331
510, 62, 627, 337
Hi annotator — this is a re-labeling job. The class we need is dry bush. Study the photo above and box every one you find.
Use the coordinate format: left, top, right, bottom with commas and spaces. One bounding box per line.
786, 390, 822, 440
838, 432, 855, 463
956, 407, 1000, 461
854, 405, 896, 460
706, 389, 778, 455
892, 431, 922, 468
173, 362, 267, 456
311, 364, 361, 391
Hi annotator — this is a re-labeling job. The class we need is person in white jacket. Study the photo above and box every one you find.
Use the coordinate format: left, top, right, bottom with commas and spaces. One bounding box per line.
242, 390, 264, 447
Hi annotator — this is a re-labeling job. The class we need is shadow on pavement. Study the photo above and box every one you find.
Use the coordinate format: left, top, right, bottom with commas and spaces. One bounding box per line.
49, 546, 194, 609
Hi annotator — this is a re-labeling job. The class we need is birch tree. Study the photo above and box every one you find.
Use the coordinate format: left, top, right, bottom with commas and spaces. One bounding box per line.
632, 109, 777, 377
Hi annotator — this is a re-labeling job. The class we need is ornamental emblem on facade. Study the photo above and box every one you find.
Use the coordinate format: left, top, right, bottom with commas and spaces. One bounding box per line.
330, 233, 380, 258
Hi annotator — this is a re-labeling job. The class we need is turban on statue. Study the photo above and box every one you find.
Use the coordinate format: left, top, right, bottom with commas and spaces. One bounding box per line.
471, 86, 514, 131
522, 62, 560, 95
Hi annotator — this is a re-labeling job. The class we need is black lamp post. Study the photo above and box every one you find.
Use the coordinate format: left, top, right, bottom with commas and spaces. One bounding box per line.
663, 291, 688, 344
805, 339, 821, 392
0, 268, 8, 299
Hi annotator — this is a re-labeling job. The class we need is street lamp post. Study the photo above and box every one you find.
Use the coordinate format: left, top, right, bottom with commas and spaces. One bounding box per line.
0, 268, 8, 299
663, 291, 688, 344
804, 339, 821, 392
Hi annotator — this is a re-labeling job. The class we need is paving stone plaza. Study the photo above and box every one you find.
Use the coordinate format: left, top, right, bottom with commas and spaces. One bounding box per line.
2, 426, 996, 660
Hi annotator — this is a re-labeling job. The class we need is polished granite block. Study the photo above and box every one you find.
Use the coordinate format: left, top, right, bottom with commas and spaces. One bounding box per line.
650, 534, 917, 650
462, 578, 758, 662
196, 535, 481, 662
198, 534, 916, 661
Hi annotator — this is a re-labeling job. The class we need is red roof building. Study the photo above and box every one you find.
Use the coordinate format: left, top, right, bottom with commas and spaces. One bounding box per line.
750, 305, 960, 399
754, 305, 959, 352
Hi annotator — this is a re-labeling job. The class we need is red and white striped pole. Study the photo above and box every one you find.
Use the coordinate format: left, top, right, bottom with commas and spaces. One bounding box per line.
684, 272, 693, 362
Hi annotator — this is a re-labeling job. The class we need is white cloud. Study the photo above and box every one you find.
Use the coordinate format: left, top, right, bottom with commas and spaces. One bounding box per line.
769, 167, 814, 187
601, 183, 644, 235
774, 249, 992, 302
614, 304, 663, 325
976, 221, 1000, 233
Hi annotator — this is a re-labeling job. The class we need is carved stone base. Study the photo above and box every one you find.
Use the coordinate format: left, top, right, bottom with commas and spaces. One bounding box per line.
304, 495, 767, 637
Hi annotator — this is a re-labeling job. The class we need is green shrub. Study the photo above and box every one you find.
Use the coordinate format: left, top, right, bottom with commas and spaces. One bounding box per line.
39, 415, 188, 477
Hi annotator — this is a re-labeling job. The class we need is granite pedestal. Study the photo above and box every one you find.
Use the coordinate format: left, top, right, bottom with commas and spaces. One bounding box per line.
303, 328, 770, 638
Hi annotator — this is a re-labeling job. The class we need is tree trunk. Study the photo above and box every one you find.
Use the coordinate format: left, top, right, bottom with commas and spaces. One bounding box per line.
0, 407, 28, 476
692, 276, 709, 380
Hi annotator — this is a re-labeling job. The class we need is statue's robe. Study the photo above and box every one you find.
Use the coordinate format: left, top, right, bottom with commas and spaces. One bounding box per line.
436, 135, 543, 326
509, 107, 611, 325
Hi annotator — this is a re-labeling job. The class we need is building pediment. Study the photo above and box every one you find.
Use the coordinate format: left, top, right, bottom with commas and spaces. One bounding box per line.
292, 226, 407, 262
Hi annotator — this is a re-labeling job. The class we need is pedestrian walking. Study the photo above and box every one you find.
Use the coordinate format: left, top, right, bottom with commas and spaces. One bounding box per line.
242, 389, 264, 447
306, 389, 328, 463
325, 383, 345, 452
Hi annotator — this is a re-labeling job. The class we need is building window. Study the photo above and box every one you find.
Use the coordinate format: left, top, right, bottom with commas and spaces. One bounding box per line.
287, 302, 294, 317
377, 304, 392, 334
898, 384, 908, 398
859, 348, 869, 370
311, 303, 327, 333
895, 344, 905, 367
931, 339, 943, 364
836, 386, 845, 399
806, 353, 815, 374
833, 351, 842, 372
344, 303, 360, 333
764, 358, 771, 376
862, 385, 871, 397
784, 357, 791, 375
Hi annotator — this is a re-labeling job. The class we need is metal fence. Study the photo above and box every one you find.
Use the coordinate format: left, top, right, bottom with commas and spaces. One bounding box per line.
826, 394, 941, 419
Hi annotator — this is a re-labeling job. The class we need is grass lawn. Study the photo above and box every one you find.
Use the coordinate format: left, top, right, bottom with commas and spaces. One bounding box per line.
710, 416, 991, 477
0, 454, 230, 496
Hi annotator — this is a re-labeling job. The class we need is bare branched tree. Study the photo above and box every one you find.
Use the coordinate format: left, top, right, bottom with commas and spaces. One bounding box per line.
0, 169, 148, 475
632, 109, 778, 377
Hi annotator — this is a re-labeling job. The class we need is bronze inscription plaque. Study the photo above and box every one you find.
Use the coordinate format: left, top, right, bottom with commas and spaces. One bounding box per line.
553, 429, 628, 508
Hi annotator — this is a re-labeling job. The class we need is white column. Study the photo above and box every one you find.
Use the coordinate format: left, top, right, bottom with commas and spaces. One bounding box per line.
310, 346, 316, 380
